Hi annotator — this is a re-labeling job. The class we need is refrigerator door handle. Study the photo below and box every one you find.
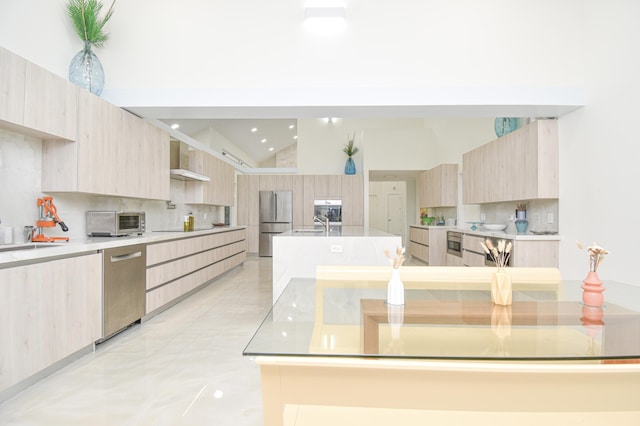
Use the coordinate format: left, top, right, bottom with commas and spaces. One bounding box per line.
274, 193, 278, 220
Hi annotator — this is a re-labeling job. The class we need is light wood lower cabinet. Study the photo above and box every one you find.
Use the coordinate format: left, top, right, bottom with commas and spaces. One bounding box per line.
512, 240, 559, 267
0, 253, 102, 395
145, 229, 247, 314
446, 253, 464, 267
408, 226, 446, 266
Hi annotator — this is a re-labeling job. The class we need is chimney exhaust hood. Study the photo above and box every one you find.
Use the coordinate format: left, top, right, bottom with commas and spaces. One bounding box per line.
170, 140, 210, 182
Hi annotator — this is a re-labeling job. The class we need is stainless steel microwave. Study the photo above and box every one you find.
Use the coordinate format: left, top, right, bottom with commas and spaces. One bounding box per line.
86, 211, 146, 237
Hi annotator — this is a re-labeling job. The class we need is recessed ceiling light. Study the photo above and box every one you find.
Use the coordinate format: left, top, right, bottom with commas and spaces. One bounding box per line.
170, 123, 180, 129
261, 138, 267, 143
251, 127, 257, 132
269, 147, 274, 151
293, 135, 298, 140
289, 124, 295, 129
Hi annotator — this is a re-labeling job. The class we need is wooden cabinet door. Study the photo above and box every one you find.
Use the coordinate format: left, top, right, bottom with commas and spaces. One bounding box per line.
341, 175, 364, 226
292, 175, 305, 228
76, 90, 120, 195
314, 175, 341, 199
0, 253, 102, 394
186, 152, 235, 206
140, 119, 170, 200
0, 47, 26, 128
303, 175, 316, 226
23, 61, 78, 141
463, 120, 558, 204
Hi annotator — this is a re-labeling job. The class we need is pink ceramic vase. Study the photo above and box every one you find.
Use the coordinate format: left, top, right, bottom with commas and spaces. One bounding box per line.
581, 271, 605, 307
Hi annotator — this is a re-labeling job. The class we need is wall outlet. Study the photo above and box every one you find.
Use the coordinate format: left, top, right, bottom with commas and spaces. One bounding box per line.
330, 244, 343, 253
547, 213, 554, 224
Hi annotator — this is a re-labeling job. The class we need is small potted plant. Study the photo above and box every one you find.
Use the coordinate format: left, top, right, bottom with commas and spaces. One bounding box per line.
343, 132, 358, 175
67, 0, 116, 95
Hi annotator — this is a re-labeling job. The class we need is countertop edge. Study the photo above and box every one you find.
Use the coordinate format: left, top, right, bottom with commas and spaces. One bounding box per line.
0, 226, 247, 268
409, 224, 561, 241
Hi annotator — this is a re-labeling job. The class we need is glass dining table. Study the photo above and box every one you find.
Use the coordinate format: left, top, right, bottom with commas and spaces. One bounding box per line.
244, 274, 640, 426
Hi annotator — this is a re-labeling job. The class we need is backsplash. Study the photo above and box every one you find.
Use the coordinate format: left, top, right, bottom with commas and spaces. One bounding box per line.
0, 129, 226, 243
464, 199, 559, 234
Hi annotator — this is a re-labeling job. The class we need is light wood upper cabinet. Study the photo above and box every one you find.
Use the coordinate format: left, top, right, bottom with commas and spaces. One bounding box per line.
463, 119, 558, 204
0, 47, 26, 128
418, 164, 458, 208
23, 61, 78, 141
314, 175, 342, 199
341, 175, 364, 226
0, 47, 78, 141
186, 151, 235, 206
42, 90, 170, 200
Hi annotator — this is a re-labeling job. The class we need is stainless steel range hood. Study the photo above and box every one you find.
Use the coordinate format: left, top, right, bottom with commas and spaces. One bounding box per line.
170, 140, 210, 182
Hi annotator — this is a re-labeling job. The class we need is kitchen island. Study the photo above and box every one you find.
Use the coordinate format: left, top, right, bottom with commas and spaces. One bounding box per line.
271, 227, 401, 303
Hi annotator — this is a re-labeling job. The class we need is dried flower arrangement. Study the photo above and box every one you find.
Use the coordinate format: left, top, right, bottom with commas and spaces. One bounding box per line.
515, 202, 528, 211
576, 242, 610, 272
384, 246, 406, 269
481, 239, 512, 269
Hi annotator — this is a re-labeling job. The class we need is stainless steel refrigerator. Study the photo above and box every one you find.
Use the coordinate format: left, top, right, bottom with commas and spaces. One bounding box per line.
259, 191, 293, 257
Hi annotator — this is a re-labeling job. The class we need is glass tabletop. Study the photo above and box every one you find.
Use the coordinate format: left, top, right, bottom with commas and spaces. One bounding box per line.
243, 276, 640, 362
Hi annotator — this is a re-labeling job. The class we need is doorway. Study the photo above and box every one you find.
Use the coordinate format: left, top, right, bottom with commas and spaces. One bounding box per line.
368, 181, 407, 243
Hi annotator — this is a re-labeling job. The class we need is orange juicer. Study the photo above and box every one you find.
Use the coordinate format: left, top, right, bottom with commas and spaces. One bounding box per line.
32, 196, 69, 242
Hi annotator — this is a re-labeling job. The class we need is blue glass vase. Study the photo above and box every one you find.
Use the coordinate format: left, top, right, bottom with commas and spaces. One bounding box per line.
69, 41, 105, 96
344, 157, 356, 175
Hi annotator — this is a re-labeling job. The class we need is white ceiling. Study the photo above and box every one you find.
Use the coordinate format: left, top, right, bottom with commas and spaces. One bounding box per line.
160, 118, 298, 165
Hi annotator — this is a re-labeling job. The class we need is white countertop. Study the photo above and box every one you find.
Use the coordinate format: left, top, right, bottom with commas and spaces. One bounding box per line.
409, 224, 560, 241
279, 226, 398, 238
0, 226, 246, 267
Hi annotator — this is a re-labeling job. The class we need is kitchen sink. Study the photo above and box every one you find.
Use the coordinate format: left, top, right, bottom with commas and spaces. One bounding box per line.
0, 243, 65, 253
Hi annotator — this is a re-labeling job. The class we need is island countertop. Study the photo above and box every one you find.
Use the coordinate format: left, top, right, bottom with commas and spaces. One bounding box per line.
280, 226, 397, 237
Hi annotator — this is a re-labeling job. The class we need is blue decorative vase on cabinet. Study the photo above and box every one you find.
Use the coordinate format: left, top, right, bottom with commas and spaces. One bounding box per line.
344, 157, 356, 175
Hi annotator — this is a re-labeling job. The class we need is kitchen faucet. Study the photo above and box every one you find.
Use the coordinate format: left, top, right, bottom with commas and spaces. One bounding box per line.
313, 215, 330, 232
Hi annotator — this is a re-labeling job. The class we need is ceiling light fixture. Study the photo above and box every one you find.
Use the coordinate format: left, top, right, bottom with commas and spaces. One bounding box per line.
251, 127, 257, 132
289, 124, 295, 129
222, 150, 248, 167
304, 6, 346, 19
269, 147, 274, 152
303, 3, 347, 35
170, 123, 180, 130
261, 138, 267, 143
293, 135, 298, 140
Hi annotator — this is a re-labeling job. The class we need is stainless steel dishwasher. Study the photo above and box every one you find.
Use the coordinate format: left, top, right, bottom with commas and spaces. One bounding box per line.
102, 244, 146, 339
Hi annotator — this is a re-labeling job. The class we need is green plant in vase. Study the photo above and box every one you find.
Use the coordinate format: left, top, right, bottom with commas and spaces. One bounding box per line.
67, 0, 116, 95
343, 132, 359, 175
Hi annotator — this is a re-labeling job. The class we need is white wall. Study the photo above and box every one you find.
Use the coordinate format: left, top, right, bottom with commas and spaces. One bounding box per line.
557, 0, 640, 282
0, 0, 584, 108
2, 0, 639, 284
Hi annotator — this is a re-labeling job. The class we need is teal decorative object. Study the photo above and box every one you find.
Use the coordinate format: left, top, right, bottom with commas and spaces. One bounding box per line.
344, 157, 356, 175
494, 118, 518, 137
515, 219, 528, 234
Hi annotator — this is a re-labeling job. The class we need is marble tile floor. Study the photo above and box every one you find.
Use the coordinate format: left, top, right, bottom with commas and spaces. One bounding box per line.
0, 255, 274, 426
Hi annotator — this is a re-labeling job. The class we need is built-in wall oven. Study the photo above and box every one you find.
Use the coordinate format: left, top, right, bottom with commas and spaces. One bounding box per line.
314, 200, 342, 225
447, 231, 463, 257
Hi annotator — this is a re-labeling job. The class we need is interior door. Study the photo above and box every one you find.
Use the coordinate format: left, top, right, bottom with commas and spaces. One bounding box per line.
387, 193, 404, 237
